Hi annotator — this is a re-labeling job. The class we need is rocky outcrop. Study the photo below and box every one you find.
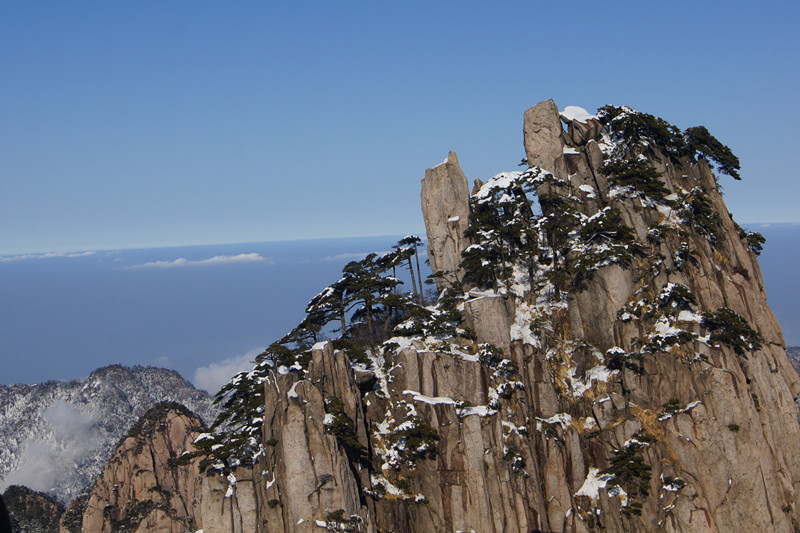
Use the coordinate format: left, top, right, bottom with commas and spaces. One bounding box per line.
453, 100, 800, 531
560, 105, 603, 146
59, 403, 205, 533
3, 485, 64, 533
420, 151, 471, 288
523, 99, 566, 174
197, 100, 800, 532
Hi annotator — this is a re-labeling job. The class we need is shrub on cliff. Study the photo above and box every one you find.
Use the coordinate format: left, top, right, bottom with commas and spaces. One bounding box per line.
387, 416, 440, 462
601, 158, 669, 200
599, 105, 742, 182
324, 397, 365, 463
702, 307, 762, 356
684, 125, 741, 180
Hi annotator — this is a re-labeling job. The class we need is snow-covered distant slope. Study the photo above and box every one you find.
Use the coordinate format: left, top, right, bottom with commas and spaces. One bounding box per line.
786, 346, 800, 377
0, 365, 217, 503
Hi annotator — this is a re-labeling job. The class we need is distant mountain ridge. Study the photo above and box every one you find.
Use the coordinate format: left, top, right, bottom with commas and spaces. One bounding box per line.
0, 365, 217, 504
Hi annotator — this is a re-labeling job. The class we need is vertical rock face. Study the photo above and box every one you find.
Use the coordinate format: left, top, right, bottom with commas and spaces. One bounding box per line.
420, 151, 471, 288
201, 342, 373, 533
462, 295, 513, 351
60, 403, 205, 533
511, 101, 800, 532
198, 101, 800, 533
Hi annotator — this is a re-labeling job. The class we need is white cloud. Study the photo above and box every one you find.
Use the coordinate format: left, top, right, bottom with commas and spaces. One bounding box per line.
192, 347, 265, 394
154, 355, 172, 367
124, 253, 272, 270
0, 400, 102, 495
0, 251, 96, 263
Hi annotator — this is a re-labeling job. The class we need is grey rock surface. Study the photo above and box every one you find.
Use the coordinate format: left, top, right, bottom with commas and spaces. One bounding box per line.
463, 294, 512, 351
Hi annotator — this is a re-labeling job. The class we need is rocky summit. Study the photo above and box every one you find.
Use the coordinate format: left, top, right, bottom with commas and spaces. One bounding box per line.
55, 100, 800, 532
59, 402, 206, 533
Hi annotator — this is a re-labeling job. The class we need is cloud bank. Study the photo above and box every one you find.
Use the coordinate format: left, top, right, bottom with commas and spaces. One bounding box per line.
125, 253, 272, 270
0, 251, 96, 263
193, 347, 265, 394
0, 400, 102, 495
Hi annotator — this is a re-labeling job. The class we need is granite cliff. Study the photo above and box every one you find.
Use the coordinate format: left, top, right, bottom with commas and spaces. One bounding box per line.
59, 402, 206, 533
86, 100, 800, 532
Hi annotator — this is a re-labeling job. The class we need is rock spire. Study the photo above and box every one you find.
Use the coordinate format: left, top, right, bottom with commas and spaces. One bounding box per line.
420, 151, 470, 289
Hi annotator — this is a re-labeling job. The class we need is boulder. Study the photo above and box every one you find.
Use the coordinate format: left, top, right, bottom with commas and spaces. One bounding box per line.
560, 105, 603, 145
568, 117, 603, 145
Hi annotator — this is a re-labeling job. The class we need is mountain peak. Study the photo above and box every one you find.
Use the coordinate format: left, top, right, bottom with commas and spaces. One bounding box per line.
92, 101, 800, 532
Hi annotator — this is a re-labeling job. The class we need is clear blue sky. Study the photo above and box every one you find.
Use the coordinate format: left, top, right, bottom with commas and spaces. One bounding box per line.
2, 1, 798, 255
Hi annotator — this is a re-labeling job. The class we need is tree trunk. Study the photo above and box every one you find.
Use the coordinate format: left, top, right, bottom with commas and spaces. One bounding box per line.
414, 243, 424, 305
407, 257, 419, 303
384, 305, 392, 340
366, 303, 375, 348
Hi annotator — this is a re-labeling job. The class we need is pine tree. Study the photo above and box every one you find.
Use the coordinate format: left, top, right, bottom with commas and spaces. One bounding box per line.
306, 278, 349, 336
395, 236, 425, 304
462, 172, 543, 295
341, 254, 400, 347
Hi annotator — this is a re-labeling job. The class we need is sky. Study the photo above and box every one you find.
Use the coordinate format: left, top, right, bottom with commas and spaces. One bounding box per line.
0, 236, 408, 387
1, 2, 799, 255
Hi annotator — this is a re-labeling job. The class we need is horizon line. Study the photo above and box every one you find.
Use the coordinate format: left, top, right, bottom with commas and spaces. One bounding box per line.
0, 232, 423, 259
2, 221, 798, 258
